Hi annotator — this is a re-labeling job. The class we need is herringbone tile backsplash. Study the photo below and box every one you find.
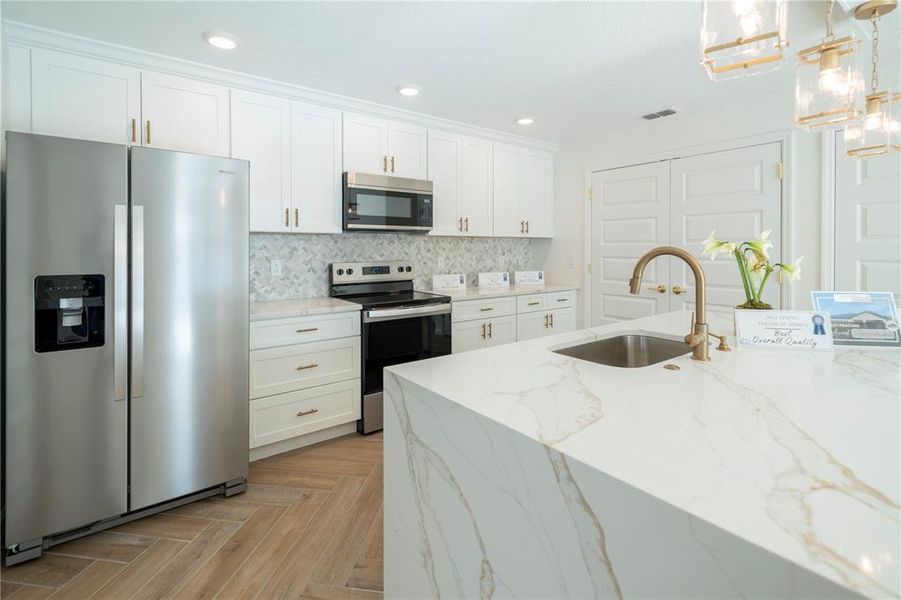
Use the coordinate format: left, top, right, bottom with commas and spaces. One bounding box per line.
250, 233, 535, 302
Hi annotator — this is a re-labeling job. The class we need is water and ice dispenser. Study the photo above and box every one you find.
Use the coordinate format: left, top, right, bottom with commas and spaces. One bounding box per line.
34, 275, 105, 352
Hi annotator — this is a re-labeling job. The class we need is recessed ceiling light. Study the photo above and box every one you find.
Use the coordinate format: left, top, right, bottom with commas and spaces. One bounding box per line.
396, 84, 422, 97
516, 117, 534, 125
203, 31, 238, 50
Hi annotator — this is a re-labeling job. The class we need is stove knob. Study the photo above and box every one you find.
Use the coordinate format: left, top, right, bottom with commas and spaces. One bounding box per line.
397, 266, 404, 273
336, 269, 344, 276
346, 268, 354, 275
405, 266, 412, 272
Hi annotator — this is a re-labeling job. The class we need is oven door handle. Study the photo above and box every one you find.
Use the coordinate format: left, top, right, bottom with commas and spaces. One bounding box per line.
364, 304, 451, 322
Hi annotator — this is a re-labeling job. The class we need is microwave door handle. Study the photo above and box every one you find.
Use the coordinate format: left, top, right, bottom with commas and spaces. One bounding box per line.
132, 206, 145, 400
114, 205, 128, 401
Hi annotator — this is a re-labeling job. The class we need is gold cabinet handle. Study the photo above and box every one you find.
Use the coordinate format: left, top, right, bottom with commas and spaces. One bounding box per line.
550, 313, 554, 327
390, 156, 396, 173
131, 118, 137, 143
673, 285, 686, 295
479, 307, 493, 312
481, 323, 486, 339
296, 327, 319, 333
556, 298, 568, 302
520, 220, 525, 234
285, 208, 290, 227
544, 314, 549, 328
464, 217, 469, 232
487, 322, 492, 338
296, 408, 319, 417
525, 220, 530, 234
654, 284, 667, 294
383, 155, 388, 172
295, 208, 299, 227
145, 120, 151, 144
528, 301, 541, 306
458, 217, 463, 232
296, 363, 319, 371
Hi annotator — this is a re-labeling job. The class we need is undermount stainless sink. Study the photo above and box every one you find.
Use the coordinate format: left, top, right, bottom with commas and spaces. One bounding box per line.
553, 334, 690, 368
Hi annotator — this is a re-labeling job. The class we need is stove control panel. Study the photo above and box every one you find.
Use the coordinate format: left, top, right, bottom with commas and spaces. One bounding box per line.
330, 261, 413, 284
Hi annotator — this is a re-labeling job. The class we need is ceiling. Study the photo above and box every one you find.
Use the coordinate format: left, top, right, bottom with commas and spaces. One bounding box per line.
1, 1, 864, 143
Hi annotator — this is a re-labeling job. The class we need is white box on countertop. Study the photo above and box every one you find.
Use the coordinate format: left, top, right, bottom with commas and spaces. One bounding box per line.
478, 272, 509, 289
514, 271, 544, 286
432, 274, 466, 290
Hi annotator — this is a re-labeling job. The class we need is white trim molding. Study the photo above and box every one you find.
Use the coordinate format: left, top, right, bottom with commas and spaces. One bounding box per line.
3, 19, 559, 153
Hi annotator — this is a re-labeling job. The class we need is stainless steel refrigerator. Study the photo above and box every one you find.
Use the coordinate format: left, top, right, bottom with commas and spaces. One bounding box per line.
2, 132, 249, 565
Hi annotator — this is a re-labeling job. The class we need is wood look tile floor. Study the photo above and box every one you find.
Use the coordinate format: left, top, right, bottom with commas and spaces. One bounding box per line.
1, 433, 384, 600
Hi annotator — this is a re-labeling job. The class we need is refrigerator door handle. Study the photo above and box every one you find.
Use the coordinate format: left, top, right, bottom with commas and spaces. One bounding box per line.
132, 205, 145, 399
114, 205, 128, 401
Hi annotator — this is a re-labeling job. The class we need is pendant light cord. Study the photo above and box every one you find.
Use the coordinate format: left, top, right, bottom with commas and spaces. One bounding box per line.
870, 13, 880, 93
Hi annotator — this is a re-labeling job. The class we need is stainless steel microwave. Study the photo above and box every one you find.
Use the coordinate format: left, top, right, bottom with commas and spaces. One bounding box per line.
343, 172, 433, 232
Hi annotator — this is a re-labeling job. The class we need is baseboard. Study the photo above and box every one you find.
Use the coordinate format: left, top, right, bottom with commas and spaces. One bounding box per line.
250, 421, 358, 461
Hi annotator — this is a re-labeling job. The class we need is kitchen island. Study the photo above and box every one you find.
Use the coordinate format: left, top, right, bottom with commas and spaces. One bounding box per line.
383, 310, 900, 599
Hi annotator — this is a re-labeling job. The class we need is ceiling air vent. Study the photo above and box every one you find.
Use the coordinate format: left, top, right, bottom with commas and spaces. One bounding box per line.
641, 107, 679, 120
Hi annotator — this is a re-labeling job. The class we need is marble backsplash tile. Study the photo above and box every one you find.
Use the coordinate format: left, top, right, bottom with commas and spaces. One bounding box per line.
250, 232, 535, 302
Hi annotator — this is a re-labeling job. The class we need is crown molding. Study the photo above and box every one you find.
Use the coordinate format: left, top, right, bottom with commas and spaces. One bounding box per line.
2, 19, 559, 153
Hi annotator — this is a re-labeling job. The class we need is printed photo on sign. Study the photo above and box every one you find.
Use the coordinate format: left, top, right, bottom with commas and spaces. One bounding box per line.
810, 292, 900, 347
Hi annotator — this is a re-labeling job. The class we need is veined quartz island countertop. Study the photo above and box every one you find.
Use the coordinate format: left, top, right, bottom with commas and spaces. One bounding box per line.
249, 297, 360, 321
383, 310, 900, 599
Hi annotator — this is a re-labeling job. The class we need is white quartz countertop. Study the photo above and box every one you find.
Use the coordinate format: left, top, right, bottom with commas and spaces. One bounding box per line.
249, 297, 360, 321
386, 310, 901, 598
436, 283, 578, 301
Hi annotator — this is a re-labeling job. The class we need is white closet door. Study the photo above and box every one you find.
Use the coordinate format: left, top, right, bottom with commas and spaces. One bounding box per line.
231, 90, 291, 233
589, 162, 671, 326
141, 72, 230, 156
835, 132, 901, 297
427, 131, 462, 236
31, 49, 140, 145
669, 142, 782, 322
292, 102, 342, 233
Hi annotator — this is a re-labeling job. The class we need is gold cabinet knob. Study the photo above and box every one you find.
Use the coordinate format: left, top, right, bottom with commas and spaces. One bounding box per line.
672, 285, 685, 295
655, 284, 667, 294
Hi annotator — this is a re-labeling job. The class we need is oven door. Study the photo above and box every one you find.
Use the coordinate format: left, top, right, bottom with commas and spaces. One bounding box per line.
360, 304, 451, 433
343, 173, 433, 232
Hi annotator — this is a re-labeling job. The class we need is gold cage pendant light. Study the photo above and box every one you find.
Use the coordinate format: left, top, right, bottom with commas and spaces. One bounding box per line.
844, 0, 900, 158
795, 0, 864, 129
700, 0, 788, 80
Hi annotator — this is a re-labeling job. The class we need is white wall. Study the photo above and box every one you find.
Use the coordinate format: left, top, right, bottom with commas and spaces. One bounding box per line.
538, 87, 824, 318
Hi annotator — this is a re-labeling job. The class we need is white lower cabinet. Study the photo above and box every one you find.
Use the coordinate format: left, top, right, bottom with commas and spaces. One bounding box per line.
451, 290, 578, 353
249, 312, 362, 452
250, 379, 361, 448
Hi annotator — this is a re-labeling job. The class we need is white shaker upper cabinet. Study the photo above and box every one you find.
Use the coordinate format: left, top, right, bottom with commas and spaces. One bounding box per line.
342, 112, 389, 175
141, 72, 230, 156
493, 144, 554, 238
459, 136, 493, 236
231, 89, 292, 233
387, 121, 427, 179
493, 144, 525, 236
291, 102, 343, 233
520, 150, 554, 237
31, 49, 141, 145
427, 131, 463, 236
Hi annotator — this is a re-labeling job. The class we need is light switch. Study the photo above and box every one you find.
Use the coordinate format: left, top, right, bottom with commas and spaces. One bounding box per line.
567, 256, 576, 269
270, 259, 283, 278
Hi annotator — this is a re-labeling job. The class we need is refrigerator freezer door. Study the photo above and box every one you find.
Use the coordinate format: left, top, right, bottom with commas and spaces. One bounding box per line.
4, 133, 128, 546
128, 147, 249, 510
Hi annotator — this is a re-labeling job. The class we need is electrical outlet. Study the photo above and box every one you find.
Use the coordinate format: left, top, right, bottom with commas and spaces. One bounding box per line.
567, 256, 576, 269
270, 259, 283, 278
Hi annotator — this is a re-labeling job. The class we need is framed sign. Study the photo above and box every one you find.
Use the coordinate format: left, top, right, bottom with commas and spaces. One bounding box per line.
735, 310, 834, 350
514, 271, 545, 285
432, 274, 466, 290
478, 272, 510, 289
810, 291, 901, 347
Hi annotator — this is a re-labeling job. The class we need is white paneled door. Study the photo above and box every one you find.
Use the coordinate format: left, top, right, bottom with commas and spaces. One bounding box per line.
834, 132, 901, 297
590, 161, 671, 325
31, 48, 140, 145
141, 72, 230, 156
589, 142, 783, 327
670, 143, 783, 323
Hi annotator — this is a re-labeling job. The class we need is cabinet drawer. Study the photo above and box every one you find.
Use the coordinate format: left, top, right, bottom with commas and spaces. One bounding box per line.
250, 311, 360, 350
250, 379, 361, 448
517, 293, 547, 313
250, 337, 361, 399
452, 295, 516, 322
547, 290, 576, 310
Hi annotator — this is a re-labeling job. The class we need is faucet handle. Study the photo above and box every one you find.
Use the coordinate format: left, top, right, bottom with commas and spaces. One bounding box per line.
684, 312, 704, 347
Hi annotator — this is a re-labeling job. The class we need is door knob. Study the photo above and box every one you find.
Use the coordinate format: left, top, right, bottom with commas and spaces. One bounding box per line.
672, 285, 685, 295
654, 284, 667, 294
